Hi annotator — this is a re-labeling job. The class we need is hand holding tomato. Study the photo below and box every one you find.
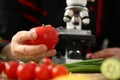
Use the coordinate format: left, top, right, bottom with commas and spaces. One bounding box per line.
11, 25, 58, 61
28, 25, 59, 51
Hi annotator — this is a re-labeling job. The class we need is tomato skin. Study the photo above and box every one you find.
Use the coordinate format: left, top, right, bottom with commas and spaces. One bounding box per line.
42, 57, 52, 65
28, 61, 38, 67
17, 63, 36, 80
41, 57, 55, 79
28, 25, 59, 51
47, 63, 56, 79
27, 61, 38, 78
0, 60, 5, 74
52, 65, 69, 78
4, 61, 19, 79
35, 65, 51, 80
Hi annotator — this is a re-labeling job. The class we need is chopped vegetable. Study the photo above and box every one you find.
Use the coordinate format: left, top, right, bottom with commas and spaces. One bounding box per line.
63, 58, 104, 73
68, 65, 100, 73
101, 57, 120, 80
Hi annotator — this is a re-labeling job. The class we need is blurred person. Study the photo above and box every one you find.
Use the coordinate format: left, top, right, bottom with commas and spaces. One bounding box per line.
0, 30, 57, 61
0, 0, 65, 61
86, 48, 120, 59
86, 0, 120, 59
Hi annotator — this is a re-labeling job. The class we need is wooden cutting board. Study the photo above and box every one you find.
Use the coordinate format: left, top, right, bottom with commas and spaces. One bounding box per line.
52, 73, 106, 80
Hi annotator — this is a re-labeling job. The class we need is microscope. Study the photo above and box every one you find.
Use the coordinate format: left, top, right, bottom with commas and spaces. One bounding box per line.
57, 0, 95, 63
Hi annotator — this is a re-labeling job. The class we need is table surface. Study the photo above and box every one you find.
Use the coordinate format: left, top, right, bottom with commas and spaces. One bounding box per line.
52, 73, 106, 80
0, 73, 106, 80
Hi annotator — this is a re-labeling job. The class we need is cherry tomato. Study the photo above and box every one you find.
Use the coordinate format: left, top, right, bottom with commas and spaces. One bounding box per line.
35, 65, 51, 80
47, 63, 56, 79
41, 57, 56, 79
27, 61, 38, 78
28, 61, 38, 67
17, 63, 36, 80
4, 61, 19, 79
28, 25, 59, 51
41, 57, 52, 65
52, 65, 69, 78
0, 60, 5, 74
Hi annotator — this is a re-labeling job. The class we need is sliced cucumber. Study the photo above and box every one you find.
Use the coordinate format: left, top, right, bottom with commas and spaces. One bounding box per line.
101, 57, 120, 80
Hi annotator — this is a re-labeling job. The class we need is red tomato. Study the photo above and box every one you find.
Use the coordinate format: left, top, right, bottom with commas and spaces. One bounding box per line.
28, 25, 59, 51
47, 63, 56, 79
41, 57, 52, 65
0, 60, 5, 74
35, 65, 51, 80
27, 61, 38, 78
41, 57, 55, 79
52, 65, 69, 78
17, 63, 36, 80
4, 61, 19, 79
28, 61, 38, 67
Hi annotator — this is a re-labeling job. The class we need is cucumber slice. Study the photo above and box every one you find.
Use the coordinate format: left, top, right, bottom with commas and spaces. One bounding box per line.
101, 58, 120, 80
